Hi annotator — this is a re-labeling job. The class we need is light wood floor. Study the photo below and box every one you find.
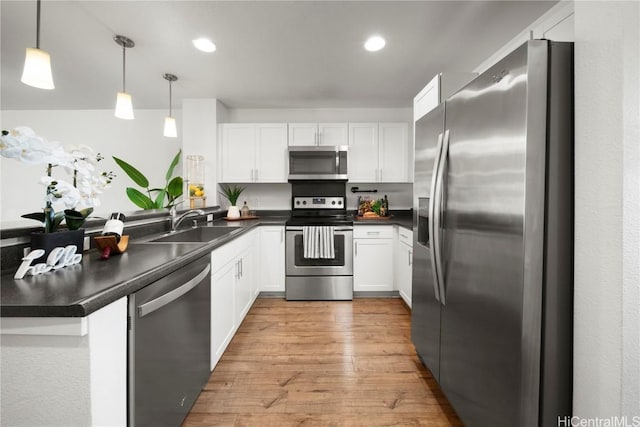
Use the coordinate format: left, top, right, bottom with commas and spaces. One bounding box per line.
183, 298, 462, 427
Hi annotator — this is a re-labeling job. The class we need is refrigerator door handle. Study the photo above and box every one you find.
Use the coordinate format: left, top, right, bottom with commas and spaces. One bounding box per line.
433, 129, 450, 305
428, 132, 444, 303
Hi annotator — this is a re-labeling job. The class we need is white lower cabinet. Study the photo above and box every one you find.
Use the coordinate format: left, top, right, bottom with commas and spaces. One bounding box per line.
210, 229, 258, 370
211, 258, 237, 370
259, 226, 285, 292
394, 227, 413, 307
353, 226, 394, 292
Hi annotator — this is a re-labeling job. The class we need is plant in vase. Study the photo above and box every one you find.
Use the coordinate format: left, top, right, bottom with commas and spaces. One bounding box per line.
218, 184, 245, 219
0, 127, 115, 259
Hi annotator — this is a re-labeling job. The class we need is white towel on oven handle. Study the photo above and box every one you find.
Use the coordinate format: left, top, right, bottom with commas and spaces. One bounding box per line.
303, 226, 335, 259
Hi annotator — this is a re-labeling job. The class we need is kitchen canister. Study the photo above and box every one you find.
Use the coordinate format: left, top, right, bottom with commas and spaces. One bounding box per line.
187, 155, 206, 208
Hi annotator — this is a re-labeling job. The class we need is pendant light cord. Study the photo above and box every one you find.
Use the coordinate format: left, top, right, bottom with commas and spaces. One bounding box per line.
35, 0, 41, 48
169, 80, 173, 117
122, 45, 126, 92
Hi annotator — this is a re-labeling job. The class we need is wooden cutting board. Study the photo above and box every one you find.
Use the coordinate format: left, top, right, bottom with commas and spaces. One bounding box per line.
223, 216, 259, 221
356, 215, 392, 220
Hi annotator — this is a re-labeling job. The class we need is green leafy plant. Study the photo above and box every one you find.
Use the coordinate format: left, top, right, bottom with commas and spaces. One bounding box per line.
113, 150, 183, 210
218, 184, 245, 206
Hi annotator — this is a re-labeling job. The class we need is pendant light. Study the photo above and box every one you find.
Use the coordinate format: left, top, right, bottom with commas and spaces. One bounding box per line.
163, 74, 178, 138
21, 0, 54, 90
113, 35, 135, 120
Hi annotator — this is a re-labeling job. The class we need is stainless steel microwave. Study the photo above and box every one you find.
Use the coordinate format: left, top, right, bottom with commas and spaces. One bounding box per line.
288, 146, 348, 181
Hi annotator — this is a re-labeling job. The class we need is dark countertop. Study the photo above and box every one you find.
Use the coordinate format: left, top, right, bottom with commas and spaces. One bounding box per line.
353, 215, 413, 230
1, 217, 287, 318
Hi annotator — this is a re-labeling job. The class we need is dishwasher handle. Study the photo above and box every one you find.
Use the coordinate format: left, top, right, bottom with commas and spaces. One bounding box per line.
138, 263, 211, 318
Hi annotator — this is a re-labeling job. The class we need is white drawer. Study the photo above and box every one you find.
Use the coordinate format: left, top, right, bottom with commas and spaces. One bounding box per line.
397, 227, 413, 247
354, 225, 393, 239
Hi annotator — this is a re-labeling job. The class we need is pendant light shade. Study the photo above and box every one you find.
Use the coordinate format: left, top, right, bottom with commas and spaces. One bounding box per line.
114, 35, 135, 120
115, 92, 134, 120
21, 0, 54, 89
163, 73, 178, 138
164, 116, 177, 138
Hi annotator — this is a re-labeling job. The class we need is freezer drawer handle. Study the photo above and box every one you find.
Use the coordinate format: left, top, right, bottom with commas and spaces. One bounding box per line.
138, 264, 211, 318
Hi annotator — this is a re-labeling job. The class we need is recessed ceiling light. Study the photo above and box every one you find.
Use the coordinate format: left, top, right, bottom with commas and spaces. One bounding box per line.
192, 38, 216, 53
364, 35, 386, 52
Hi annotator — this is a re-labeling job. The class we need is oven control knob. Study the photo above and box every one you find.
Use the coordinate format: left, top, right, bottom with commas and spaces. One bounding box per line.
302, 201, 307, 205
331, 201, 336, 205
296, 201, 300, 205
338, 200, 342, 205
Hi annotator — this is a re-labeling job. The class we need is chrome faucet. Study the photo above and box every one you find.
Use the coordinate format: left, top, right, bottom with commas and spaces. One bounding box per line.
169, 205, 205, 232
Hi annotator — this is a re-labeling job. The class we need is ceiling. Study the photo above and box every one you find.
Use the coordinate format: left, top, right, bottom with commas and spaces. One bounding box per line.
1, 1, 557, 110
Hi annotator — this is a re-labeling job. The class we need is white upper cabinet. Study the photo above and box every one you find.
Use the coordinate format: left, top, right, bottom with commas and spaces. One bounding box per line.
348, 123, 379, 182
288, 123, 348, 146
318, 123, 348, 146
379, 123, 409, 182
219, 123, 288, 183
414, 72, 477, 121
348, 122, 409, 183
220, 124, 255, 183
255, 124, 289, 182
288, 123, 317, 146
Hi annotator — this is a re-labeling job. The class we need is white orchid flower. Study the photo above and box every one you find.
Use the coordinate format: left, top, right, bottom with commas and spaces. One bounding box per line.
1, 127, 74, 167
3, 126, 113, 219
46, 179, 82, 209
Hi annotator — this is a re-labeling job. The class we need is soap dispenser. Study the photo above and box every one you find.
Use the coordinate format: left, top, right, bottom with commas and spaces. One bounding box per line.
240, 201, 250, 217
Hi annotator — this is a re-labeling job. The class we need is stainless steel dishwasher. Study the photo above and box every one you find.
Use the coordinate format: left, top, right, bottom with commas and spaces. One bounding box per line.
128, 255, 211, 427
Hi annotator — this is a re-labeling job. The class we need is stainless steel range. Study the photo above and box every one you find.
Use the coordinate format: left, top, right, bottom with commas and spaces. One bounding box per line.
285, 182, 353, 300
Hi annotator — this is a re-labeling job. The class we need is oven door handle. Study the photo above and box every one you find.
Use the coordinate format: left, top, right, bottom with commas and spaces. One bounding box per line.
286, 227, 353, 232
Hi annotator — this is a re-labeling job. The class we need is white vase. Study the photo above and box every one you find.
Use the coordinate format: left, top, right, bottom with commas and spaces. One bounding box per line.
227, 205, 240, 219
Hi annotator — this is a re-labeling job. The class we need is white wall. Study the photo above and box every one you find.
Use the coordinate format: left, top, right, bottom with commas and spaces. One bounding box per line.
0, 109, 182, 227
182, 99, 218, 206
573, 0, 640, 419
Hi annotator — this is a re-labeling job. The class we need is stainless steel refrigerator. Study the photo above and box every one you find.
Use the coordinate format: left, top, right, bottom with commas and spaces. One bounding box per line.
411, 40, 574, 427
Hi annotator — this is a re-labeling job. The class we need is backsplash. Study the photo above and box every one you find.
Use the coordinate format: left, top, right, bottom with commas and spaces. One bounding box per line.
347, 183, 413, 211
220, 183, 413, 211
220, 184, 292, 210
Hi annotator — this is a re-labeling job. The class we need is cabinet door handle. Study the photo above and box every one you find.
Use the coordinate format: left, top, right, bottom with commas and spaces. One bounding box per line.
366, 231, 380, 236
236, 260, 240, 279
408, 250, 412, 266
240, 258, 243, 277
355, 241, 358, 256
281, 229, 284, 244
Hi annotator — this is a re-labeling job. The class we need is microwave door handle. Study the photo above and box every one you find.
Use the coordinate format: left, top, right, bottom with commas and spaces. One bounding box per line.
428, 132, 444, 303
336, 151, 340, 172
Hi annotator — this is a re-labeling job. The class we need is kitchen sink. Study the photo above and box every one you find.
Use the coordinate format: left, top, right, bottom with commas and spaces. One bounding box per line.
149, 226, 241, 243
